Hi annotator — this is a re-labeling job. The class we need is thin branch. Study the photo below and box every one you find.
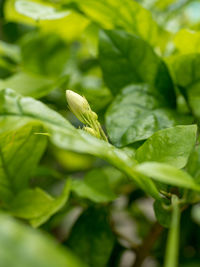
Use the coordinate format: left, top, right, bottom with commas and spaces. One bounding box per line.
132, 222, 163, 267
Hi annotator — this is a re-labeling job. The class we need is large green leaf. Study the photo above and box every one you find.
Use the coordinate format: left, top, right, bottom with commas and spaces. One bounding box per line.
106, 84, 191, 147
171, 54, 200, 118
99, 29, 175, 100
8, 179, 71, 227
65, 0, 168, 47
135, 162, 200, 191
0, 88, 160, 199
67, 206, 115, 267
0, 214, 86, 267
136, 125, 197, 168
0, 123, 47, 202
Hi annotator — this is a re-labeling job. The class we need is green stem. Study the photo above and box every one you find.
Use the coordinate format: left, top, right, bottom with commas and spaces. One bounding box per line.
164, 195, 181, 267
97, 121, 108, 142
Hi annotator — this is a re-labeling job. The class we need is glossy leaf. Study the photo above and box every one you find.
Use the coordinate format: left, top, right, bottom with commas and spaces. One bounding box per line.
67, 206, 115, 267
99, 29, 175, 100
106, 84, 191, 147
136, 125, 197, 168
0, 214, 86, 267
135, 162, 200, 191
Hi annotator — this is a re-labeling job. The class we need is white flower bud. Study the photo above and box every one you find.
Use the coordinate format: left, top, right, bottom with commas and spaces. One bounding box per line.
66, 90, 90, 123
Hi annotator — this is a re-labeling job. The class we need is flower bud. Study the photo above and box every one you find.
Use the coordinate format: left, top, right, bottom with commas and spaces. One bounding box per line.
83, 126, 99, 138
66, 90, 90, 123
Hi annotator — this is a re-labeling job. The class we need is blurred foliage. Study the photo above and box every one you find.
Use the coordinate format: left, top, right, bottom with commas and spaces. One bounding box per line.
1, 0, 200, 267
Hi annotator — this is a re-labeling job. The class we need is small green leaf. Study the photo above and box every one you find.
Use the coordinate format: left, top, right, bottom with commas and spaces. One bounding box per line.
8, 180, 71, 227
186, 144, 200, 183
0, 213, 87, 267
135, 162, 200, 191
67, 206, 115, 267
99, 29, 175, 100
72, 168, 121, 203
136, 125, 197, 168
106, 84, 191, 147
191, 204, 200, 225
154, 199, 171, 228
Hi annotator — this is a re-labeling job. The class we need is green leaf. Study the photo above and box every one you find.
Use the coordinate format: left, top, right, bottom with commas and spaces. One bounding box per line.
68, 0, 168, 47
0, 88, 160, 199
171, 54, 200, 118
15, 0, 69, 20
72, 168, 121, 203
0, 33, 69, 98
0, 72, 68, 98
5, 0, 89, 41
186, 144, 200, 183
191, 203, 200, 225
134, 162, 200, 191
164, 195, 180, 267
106, 84, 191, 147
155, 0, 178, 10
99, 29, 175, 100
174, 29, 200, 54
0, 213, 86, 267
20, 32, 69, 77
67, 206, 115, 267
0, 40, 20, 62
8, 179, 71, 227
0, 123, 47, 202
154, 199, 171, 228
136, 125, 197, 168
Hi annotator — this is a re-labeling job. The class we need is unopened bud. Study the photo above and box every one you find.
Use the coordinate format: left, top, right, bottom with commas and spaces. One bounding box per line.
83, 126, 98, 138
66, 90, 90, 123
